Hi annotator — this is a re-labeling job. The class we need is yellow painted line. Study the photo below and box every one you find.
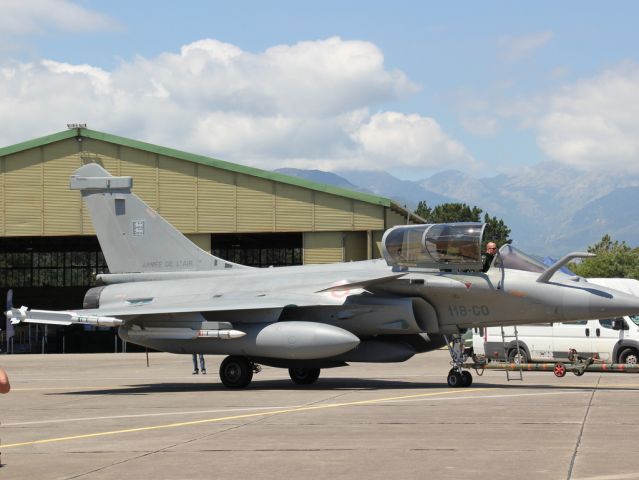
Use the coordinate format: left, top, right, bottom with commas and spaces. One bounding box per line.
2, 388, 488, 449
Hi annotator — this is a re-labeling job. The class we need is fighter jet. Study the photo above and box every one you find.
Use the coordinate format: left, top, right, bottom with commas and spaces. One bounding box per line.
8, 164, 639, 388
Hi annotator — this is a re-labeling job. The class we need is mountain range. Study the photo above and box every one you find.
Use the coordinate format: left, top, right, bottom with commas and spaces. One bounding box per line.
275, 164, 639, 256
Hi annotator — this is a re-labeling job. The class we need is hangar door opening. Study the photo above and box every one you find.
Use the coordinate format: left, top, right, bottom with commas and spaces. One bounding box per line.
0, 236, 121, 353
212, 233, 303, 267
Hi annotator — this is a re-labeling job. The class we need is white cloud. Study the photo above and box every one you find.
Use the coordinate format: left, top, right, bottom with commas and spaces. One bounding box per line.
3, 0, 119, 36
351, 112, 475, 170
0, 37, 475, 173
537, 62, 639, 171
498, 31, 554, 62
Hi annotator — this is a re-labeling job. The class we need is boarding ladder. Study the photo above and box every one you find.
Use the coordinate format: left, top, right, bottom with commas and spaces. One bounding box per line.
500, 325, 524, 381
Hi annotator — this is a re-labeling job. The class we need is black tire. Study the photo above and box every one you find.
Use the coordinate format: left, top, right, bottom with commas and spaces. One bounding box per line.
461, 371, 473, 387
619, 348, 639, 365
507, 346, 528, 364
447, 371, 463, 388
288, 368, 321, 385
219, 356, 253, 388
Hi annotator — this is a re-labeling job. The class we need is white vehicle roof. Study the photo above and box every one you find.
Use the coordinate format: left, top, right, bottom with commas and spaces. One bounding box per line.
587, 278, 639, 297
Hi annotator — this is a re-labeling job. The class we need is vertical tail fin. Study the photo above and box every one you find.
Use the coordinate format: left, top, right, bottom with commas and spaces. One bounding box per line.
71, 163, 246, 274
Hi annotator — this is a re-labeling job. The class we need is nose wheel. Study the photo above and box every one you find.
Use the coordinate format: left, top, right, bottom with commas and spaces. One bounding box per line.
447, 369, 473, 387
445, 334, 473, 387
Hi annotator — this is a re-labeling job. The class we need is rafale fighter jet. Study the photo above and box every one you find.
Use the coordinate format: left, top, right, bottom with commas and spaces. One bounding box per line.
8, 164, 639, 388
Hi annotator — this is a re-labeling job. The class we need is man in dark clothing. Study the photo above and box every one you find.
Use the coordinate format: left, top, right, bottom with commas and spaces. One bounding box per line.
482, 242, 497, 272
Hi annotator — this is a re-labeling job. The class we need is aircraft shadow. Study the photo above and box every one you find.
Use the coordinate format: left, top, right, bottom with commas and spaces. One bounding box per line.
46, 377, 639, 395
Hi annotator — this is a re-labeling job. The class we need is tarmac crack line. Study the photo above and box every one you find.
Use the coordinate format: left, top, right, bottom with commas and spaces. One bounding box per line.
2, 388, 489, 449
65, 393, 360, 479
2, 389, 586, 427
567, 376, 600, 480
114, 389, 358, 471
63, 415, 271, 479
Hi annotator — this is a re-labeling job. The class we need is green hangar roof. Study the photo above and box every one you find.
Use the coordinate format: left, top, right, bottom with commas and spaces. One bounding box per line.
0, 127, 400, 209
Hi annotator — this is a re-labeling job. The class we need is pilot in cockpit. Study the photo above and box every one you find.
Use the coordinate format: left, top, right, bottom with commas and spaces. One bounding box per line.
482, 242, 497, 272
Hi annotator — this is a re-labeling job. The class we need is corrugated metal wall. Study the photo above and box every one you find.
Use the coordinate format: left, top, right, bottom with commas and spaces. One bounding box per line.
373, 231, 384, 259
120, 146, 158, 209
4, 149, 45, 236
186, 233, 211, 253
343, 232, 367, 262
385, 208, 408, 229
0, 135, 399, 263
81, 138, 120, 235
158, 156, 197, 232
196, 166, 235, 233
275, 183, 313, 231
314, 192, 353, 231
354, 202, 384, 230
236, 174, 274, 232
303, 232, 343, 264
43, 143, 82, 235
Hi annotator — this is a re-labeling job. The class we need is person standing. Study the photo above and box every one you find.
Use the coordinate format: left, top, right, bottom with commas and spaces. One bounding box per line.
192, 353, 206, 374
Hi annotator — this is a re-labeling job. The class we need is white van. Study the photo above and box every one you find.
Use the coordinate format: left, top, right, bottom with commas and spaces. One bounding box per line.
472, 278, 639, 365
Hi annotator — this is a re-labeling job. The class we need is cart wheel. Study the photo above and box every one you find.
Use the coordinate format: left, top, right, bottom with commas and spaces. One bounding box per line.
572, 369, 585, 376
553, 363, 566, 378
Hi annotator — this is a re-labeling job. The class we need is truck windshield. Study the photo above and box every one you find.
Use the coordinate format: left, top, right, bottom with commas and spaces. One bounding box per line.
630, 315, 639, 326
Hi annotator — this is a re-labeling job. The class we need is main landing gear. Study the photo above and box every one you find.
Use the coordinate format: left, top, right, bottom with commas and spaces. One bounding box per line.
444, 334, 473, 388
288, 367, 321, 385
219, 356, 261, 388
218, 356, 322, 388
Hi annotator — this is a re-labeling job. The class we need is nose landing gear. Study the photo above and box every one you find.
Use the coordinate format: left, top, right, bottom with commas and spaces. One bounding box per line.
445, 334, 473, 387
447, 368, 473, 387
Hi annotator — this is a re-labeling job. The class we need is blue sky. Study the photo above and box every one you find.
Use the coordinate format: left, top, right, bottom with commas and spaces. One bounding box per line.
2, 0, 639, 179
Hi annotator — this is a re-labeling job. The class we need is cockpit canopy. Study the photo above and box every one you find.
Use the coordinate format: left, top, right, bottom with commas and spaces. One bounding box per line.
494, 244, 547, 273
381, 222, 485, 271
495, 244, 575, 276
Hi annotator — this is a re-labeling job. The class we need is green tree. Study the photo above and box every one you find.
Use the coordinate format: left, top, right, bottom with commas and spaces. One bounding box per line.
587, 234, 619, 254
429, 203, 482, 223
570, 234, 639, 279
413, 202, 511, 247
482, 213, 511, 248
414, 200, 432, 220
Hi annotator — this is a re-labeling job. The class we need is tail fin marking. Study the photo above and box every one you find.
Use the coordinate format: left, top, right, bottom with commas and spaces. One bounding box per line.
70, 163, 247, 274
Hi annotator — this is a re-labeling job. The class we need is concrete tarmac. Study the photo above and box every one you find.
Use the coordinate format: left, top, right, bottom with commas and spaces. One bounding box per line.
1, 350, 638, 480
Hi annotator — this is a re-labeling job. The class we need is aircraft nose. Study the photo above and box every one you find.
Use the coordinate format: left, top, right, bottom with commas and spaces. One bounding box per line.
585, 286, 639, 319
555, 282, 639, 322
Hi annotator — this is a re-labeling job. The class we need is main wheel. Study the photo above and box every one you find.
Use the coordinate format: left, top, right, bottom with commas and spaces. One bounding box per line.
447, 371, 463, 388
288, 367, 321, 385
507, 346, 528, 365
619, 348, 639, 365
219, 356, 253, 388
461, 371, 473, 387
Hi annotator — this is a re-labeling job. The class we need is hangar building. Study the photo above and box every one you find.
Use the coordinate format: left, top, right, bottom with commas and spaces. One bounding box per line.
0, 127, 418, 352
